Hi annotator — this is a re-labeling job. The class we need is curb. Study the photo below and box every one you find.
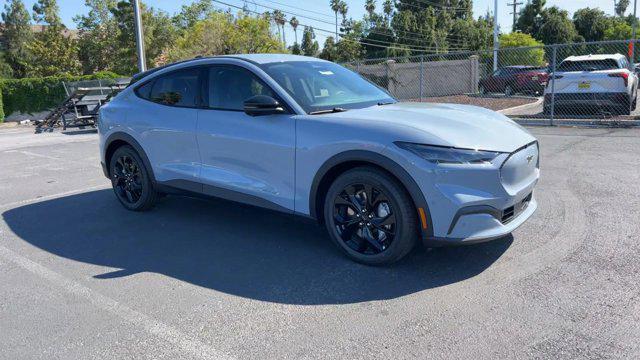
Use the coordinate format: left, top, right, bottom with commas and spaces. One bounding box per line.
499, 97, 543, 115
513, 118, 640, 127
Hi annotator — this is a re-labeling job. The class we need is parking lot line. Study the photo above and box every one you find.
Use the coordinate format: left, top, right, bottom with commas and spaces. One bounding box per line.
0, 244, 234, 360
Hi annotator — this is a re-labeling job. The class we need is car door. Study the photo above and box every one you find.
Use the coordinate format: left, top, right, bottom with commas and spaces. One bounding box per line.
195, 64, 296, 212
133, 67, 204, 188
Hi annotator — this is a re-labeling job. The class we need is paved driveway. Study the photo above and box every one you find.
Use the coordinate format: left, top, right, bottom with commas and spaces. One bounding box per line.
0, 126, 639, 359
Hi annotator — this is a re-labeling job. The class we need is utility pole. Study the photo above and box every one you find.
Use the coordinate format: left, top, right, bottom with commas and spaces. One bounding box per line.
493, 0, 499, 71
133, 0, 146, 72
507, 1, 523, 32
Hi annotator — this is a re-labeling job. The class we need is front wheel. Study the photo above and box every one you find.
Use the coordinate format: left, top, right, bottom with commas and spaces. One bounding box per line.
323, 167, 418, 265
109, 145, 158, 211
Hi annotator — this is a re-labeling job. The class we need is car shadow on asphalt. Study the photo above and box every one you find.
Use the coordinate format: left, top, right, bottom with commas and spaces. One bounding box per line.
3, 190, 512, 305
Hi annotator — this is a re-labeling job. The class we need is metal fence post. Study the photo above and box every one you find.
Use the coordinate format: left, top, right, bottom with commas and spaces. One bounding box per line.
419, 56, 424, 102
549, 45, 557, 126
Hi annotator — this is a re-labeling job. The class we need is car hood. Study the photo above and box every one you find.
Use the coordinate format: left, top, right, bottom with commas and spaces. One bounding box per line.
320, 102, 536, 153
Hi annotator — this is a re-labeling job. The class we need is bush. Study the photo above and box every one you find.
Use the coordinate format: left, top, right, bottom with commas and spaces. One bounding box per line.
0, 90, 4, 123
0, 71, 122, 122
498, 33, 546, 67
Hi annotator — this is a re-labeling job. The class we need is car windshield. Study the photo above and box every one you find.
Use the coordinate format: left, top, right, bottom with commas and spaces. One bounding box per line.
259, 61, 396, 114
557, 59, 620, 72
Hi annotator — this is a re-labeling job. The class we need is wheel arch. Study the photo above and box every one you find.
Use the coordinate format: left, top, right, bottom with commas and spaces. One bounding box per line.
104, 132, 156, 183
309, 150, 433, 239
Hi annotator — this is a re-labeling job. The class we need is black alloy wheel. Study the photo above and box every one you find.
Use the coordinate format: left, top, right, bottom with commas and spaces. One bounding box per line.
324, 167, 418, 265
333, 183, 396, 255
113, 154, 143, 205
109, 145, 158, 211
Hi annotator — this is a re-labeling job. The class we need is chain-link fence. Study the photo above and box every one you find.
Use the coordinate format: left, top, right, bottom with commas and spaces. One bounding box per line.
344, 39, 640, 125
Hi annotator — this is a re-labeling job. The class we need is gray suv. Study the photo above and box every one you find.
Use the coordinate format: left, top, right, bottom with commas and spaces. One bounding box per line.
99, 54, 539, 265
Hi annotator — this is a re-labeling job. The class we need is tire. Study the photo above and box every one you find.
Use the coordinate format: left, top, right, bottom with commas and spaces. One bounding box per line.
618, 97, 631, 116
479, 85, 486, 95
632, 92, 638, 111
109, 145, 158, 211
323, 167, 418, 265
504, 85, 513, 97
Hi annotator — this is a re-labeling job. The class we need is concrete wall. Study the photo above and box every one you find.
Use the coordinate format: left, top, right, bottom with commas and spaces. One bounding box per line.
355, 56, 480, 100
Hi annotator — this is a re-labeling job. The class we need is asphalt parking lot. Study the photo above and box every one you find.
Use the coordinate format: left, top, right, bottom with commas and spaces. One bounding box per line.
1, 125, 639, 359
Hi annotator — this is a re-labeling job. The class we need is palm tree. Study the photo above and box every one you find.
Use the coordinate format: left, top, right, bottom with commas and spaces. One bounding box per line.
365, 0, 376, 17
382, 0, 393, 27
338, 1, 348, 24
330, 0, 340, 38
272, 10, 286, 45
289, 16, 299, 44
337, 1, 348, 34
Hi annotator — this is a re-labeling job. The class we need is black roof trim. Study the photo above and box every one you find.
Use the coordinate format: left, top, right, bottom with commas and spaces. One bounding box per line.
128, 56, 260, 85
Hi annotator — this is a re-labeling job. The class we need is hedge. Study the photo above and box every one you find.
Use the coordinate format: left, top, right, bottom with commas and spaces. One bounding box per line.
0, 71, 122, 122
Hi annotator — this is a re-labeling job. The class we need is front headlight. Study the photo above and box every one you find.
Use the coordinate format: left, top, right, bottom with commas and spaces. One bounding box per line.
395, 142, 503, 165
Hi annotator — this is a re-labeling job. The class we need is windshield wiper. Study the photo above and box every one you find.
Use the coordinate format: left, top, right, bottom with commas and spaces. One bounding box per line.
309, 107, 348, 115
377, 101, 396, 106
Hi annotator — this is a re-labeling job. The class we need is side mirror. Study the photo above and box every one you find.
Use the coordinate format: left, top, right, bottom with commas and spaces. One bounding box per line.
243, 95, 285, 116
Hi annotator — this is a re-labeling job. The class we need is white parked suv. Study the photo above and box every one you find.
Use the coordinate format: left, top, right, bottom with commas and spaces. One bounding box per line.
544, 53, 639, 115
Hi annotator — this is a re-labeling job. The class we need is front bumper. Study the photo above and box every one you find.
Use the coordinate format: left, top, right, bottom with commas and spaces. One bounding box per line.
389, 142, 540, 245
429, 194, 537, 245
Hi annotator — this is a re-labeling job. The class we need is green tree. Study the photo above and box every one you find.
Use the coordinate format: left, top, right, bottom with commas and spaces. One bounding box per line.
0, 52, 14, 78
173, 0, 213, 30
498, 32, 545, 66
615, 0, 630, 17
27, 0, 81, 76
515, 0, 545, 35
336, 20, 364, 61
319, 36, 337, 61
289, 16, 299, 44
111, 1, 177, 75
164, 12, 283, 62
272, 10, 286, 45
289, 42, 302, 55
330, 0, 340, 38
1, 0, 33, 78
604, 19, 633, 40
537, 7, 581, 45
74, 0, 118, 74
301, 26, 319, 56
573, 8, 608, 42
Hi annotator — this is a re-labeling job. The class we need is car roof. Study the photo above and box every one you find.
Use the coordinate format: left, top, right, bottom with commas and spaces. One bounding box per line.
129, 53, 326, 84
563, 53, 625, 62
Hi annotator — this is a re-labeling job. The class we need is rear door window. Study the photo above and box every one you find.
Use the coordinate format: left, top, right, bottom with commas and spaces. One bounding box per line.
139, 68, 202, 107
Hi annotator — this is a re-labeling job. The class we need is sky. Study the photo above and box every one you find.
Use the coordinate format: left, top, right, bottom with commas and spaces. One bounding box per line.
0, 0, 629, 48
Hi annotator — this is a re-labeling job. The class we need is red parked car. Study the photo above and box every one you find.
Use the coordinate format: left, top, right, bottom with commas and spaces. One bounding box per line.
479, 66, 549, 96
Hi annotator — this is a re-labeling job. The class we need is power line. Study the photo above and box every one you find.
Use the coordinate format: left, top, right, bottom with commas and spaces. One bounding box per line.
237, 0, 471, 50
211, 0, 468, 53
507, 1, 523, 31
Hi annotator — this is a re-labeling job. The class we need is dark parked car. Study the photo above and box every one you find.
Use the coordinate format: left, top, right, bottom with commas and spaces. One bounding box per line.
479, 66, 549, 96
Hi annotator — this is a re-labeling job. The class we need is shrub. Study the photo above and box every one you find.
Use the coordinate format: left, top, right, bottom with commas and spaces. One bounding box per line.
0, 90, 3, 123
0, 71, 122, 121
498, 33, 546, 67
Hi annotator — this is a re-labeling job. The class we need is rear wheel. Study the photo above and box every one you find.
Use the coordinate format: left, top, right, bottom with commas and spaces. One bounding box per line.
109, 145, 158, 211
323, 167, 418, 265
